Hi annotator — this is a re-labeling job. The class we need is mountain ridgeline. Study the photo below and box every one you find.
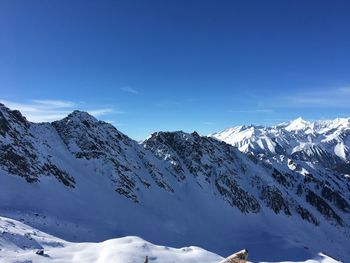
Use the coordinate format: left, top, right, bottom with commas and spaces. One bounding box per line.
0, 103, 350, 261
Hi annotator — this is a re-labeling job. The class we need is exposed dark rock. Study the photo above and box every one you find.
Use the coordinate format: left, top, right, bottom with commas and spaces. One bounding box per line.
272, 168, 290, 187
260, 186, 291, 215
0, 111, 10, 136
116, 174, 138, 203
296, 184, 304, 196
321, 185, 350, 213
295, 205, 319, 226
41, 163, 75, 188
215, 176, 260, 213
306, 190, 343, 225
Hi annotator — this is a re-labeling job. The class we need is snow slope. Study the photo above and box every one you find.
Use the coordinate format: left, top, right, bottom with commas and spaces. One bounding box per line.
0, 216, 222, 263
0, 216, 341, 263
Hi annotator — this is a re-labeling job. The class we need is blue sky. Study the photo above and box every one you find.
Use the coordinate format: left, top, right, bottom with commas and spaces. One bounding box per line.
1, 0, 350, 140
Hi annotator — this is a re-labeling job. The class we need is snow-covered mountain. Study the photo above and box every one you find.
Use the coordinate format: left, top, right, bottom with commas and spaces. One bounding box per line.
1, 103, 349, 262
211, 117, 350, 170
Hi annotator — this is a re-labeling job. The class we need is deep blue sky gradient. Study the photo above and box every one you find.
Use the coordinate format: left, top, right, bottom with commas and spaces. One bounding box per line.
1, 0, 350, 139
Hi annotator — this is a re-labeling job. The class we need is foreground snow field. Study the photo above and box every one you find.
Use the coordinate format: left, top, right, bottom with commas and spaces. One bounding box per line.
0, 216, 222, 263
0, 216, 341, 263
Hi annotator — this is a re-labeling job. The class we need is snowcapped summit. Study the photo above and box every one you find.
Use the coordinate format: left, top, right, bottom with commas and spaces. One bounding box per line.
57, 110, 101, 129
67, 110, 98, 121
283, 117, 311, 132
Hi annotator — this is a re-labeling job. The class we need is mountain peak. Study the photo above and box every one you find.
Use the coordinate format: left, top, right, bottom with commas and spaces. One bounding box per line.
64, 110, 98, 124
284, 117, 310, 131
0, 103, 28, 128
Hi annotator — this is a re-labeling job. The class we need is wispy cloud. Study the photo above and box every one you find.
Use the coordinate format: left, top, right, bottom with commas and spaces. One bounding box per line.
120, 86, 139, 94
105, 120, 128, 127
228, 109, 274, 113
282, 86, 350, 108
337, 86, 350, 94
154, 100, 182, 109
88, 108, 119, 116
31, 99, 76, 108
202, 121, 216, 125
0, 99, 119, 123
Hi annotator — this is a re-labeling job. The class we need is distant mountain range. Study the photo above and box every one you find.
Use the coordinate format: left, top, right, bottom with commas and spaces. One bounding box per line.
0, 103, 349, 262
212, 117, 350, 170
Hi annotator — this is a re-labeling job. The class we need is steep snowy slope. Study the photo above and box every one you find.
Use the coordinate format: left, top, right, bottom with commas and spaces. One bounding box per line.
0, 103, 349, 262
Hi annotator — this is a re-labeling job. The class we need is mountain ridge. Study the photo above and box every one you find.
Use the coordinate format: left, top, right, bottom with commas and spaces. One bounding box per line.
0, 103, 349, 262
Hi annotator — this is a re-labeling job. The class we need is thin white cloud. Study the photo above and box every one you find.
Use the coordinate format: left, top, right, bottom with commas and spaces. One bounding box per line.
105, 120, 128, 127
0, 99, 119, 123
282, 86, 350, 108
229, 109, 274, 113
202, 121, 216, 125
154, 100, 182, 109
88, 109, 114, 116
338, 86, 350, 94
120, 86, 139, 94
32, 99, 76, 108
0, 99, 40, 113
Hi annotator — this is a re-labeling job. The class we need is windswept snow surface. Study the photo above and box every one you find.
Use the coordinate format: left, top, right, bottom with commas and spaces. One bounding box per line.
0, 216, 341, 263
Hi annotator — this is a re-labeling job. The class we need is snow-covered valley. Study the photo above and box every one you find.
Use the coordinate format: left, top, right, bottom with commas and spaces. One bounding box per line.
0, 103, 349, 262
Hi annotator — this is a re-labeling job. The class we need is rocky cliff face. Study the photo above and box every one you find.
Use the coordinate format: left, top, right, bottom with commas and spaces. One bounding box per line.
0, 103, 349, 261
0, 104, 75, 186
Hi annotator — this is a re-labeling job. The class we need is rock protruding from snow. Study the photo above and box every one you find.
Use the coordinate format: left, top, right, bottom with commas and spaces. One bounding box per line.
218, 249, 248, 263
143, 131, 261, 213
